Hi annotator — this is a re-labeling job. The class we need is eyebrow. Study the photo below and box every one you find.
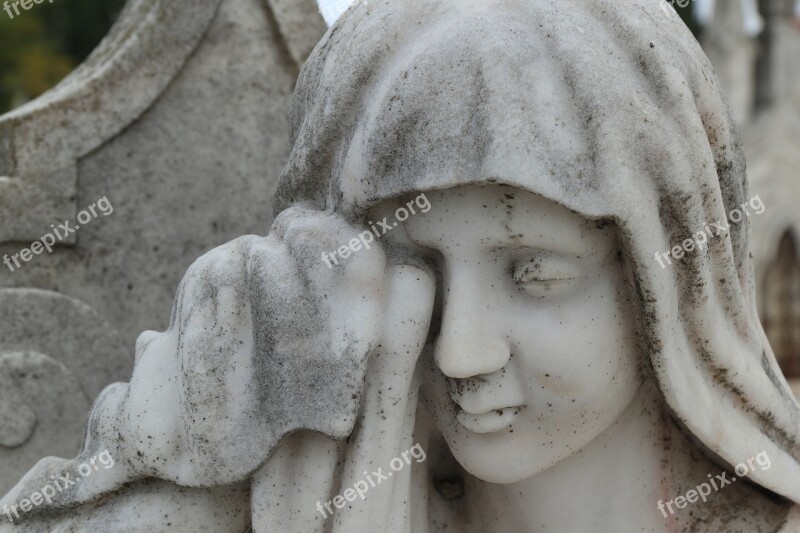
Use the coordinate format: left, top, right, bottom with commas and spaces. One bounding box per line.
489, 241, 613, 262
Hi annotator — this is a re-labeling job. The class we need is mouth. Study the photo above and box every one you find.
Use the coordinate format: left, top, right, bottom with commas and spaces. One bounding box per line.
455, 405, 524, 434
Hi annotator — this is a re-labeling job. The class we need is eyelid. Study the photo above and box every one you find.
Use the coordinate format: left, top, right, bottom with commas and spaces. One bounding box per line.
513, 258, 581, 282
511, 255, 585, 297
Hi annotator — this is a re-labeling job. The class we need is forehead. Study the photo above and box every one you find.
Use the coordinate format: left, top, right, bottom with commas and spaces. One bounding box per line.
398, 185, 616, 258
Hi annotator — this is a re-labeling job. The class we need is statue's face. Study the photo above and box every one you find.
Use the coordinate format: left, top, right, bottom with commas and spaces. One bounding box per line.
383, 184, 641, 483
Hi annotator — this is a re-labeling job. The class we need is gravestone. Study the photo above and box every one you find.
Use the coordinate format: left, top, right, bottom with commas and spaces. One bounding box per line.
0, 0, 326, 495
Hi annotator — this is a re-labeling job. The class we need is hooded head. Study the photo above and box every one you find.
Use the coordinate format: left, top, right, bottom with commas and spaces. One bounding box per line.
275, 0, 800, 503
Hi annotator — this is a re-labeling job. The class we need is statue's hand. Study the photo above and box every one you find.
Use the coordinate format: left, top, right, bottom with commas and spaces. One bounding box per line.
317, 224, 436, 532
140, 207, 415, 485
271, 206, 435, 371
0, 207, 436, 524
269, 206, 392, 363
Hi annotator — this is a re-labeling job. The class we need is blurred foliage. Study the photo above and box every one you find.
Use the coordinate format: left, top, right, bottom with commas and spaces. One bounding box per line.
0, 0, 125, 113
674, 1, 702, 36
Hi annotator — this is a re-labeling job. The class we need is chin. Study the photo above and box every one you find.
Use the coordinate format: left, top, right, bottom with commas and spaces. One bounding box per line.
444, 430, 561, 484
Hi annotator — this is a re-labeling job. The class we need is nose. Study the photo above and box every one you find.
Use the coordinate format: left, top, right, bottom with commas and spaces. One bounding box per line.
433, 268, 511, 379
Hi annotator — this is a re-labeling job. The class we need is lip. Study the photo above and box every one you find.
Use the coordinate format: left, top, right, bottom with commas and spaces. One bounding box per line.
456, 406, 524, 434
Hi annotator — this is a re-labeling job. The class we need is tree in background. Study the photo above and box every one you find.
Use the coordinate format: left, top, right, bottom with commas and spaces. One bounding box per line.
675, 1, 702, 36
0, 0, 125, 113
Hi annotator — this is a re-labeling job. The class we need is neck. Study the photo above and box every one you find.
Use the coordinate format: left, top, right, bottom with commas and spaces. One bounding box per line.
466, 381, 670, 532
462, 379, 791, 532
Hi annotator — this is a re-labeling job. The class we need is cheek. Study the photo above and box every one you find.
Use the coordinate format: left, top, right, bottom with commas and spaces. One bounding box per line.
504, 274, 639, 404
419, 358, 463, 439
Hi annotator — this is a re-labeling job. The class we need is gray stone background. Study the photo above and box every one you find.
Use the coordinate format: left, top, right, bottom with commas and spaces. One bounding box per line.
0, 0, 325, 494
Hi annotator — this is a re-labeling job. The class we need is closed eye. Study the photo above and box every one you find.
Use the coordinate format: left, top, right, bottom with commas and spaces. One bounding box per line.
512, 257, 583, 296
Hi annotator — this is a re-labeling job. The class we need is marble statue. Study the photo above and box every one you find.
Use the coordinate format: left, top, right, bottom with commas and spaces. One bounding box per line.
4, 0, 800, 531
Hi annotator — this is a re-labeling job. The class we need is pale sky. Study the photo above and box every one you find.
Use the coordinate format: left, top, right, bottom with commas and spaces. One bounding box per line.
317, 0, 355, 26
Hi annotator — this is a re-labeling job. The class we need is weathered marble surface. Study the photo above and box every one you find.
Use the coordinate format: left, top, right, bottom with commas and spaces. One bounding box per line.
4, 0, 800, 531
0, 289, 130, 497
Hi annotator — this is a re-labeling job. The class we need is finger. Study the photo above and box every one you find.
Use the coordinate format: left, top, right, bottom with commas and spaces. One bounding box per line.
373, 264, 436, 374
333, 265, 434, 532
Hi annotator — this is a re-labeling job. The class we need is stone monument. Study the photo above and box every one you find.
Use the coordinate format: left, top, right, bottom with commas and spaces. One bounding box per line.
3, 0, 800, 531
0, 0, 326, 496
